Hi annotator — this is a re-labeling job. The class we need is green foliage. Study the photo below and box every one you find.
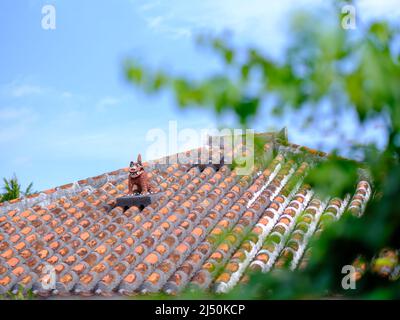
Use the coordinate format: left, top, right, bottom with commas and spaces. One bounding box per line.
0, 174, 35, 203
0, 286, 35, 300
305, 156, 359, 198
126, 1, 400, 299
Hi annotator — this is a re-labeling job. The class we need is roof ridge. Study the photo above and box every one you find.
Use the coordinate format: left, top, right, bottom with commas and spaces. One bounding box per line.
0, 138, 372, 213
0, 147, 207, 213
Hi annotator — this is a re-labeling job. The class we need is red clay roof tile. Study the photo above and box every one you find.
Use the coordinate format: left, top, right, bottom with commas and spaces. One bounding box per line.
0, 138, 372, 296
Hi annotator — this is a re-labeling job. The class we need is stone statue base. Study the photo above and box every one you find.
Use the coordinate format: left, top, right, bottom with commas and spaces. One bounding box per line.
116, 192, 162, 209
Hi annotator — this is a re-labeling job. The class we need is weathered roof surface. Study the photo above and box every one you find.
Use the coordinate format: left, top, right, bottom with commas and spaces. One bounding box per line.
0, 135, 372, 297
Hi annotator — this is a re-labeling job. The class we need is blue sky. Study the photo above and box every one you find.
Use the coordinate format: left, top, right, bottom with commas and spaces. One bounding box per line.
0, 0, 399, 191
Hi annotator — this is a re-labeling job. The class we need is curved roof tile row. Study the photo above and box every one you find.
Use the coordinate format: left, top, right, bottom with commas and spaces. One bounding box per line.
0, 140, 372, 296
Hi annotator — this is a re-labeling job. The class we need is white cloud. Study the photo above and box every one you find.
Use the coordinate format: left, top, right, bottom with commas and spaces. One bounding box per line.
1, 77, 46, 98
358, 0, 400, 21
42, 125, 145, 161
138, 1, 318, 36
96, 96, 121, 111
0, 106, 33, 120
136, 0, 400, 45
146, 15, 164, 29
0, 106, 38, 143
61, 91, 73, 98
0, 78, 82, 102
145, 14, 192, 39
138, 0, 161, 13
9, 84, 44, 97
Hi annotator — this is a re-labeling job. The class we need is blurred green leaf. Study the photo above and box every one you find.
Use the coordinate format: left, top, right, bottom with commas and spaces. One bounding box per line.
124, 0, 400, 299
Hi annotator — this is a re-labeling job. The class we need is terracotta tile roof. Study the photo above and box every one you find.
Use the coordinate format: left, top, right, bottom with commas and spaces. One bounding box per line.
0, 135, 372, 297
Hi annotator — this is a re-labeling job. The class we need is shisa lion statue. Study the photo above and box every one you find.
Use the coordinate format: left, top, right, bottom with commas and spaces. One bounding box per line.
128, 154, 152, 195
